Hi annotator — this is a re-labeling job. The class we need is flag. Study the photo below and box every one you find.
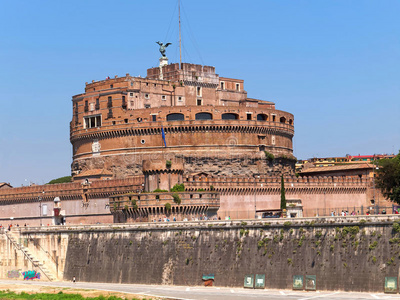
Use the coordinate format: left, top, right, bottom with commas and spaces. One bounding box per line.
161, 126, 167, 147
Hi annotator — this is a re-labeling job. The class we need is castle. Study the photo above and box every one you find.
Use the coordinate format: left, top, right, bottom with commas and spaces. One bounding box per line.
0, 58, 387, 225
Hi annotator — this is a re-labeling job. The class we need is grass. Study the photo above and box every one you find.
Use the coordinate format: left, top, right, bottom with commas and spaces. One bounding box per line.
0, 290, 151, 300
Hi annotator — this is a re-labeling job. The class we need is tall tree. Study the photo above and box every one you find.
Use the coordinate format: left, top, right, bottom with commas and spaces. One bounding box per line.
280, 174, 287, 210
376, 151, 400, 204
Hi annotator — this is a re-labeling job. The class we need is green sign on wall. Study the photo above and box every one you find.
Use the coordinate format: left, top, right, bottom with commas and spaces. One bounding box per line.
293, 275, 304, 290
244, 274, 254, 288
385, 277, 398, 293
255, 274, 265, 289
305, 275, 316, 291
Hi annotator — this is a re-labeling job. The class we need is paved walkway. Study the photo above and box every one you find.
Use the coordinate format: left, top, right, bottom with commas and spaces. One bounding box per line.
0, 280, 399, 300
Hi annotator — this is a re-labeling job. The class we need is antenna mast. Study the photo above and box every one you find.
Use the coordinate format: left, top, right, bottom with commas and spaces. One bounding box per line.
179, 0, 182, 68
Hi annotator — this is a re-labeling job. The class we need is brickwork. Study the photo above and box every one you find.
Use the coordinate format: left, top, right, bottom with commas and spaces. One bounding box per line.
70, 63, 294, 179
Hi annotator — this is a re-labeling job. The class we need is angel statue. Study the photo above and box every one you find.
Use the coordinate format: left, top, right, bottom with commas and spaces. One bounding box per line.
156, 41, 172, 58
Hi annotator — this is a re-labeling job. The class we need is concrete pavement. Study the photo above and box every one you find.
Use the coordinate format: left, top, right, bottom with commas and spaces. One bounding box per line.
0, 280, 399, 300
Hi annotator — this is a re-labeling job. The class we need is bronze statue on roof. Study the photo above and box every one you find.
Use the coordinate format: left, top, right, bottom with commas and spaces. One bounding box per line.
156, 41, 172, 58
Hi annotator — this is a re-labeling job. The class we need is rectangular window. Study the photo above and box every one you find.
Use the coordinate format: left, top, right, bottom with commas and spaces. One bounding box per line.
108, 109, 113, 118
84, 115, 102, 128
162, 95, 166, 100
84, 100, 88, 112
197, 99, 202, 106
122, 96, 127, 109
220, 82, 225, 90
130, 92, 133, 96
236, 83, 240, 91
247, 113, 252, 120
95, 98, 100, 110
110, 84, 113, 88
197, 86, 202, 97
272, 115, 276, 122
107, 96, 112, 108
145, 104, 151, 109
152, 115, 157, 122
178, 96, 182, 101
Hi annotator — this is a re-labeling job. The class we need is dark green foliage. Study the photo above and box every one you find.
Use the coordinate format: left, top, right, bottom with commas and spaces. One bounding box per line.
172, 193, 181, 205
152, 188, 168, 193
131, 199, 138, 210
171, 183, 185, 192
264, 151, 275, 162
196, 188, 205, 191
393, 222, 400, 233
47, 176, 72, 184
210, 185, 215, 191
166, 160, 172, 168
165, 202, 171, 211
376, 151, 400, 204
280, 175, 286, 210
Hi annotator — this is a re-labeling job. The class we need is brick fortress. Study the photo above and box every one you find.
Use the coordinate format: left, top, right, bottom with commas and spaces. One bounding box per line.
0, 58, 389, 225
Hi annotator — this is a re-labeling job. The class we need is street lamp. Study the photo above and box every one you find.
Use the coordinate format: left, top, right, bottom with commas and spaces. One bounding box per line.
38, 191, 44, 226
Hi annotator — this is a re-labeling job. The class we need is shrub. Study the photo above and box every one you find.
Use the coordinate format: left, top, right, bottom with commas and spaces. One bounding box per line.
166, 160, 172, 168
165, 202, 171, 211
153, 188, 168, 193
172, 193, 181, 205
264, 151, 275, 162
196, 188, 205, 191
131, 199, 138, 210
369, 241, 378, 250
171, 183, 185, 192
47, 176, 72, 184
210, 185, 215, 191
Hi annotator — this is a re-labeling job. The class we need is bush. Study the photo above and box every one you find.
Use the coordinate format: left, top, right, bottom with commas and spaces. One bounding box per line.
47, 176, 72, 184
264, 151, 275, 162
210, 185, 215, 191
171, 183, 185, 192
153, 188, 168, 193
165, 202, 171, 211
172, 193, 181, 205
166, 160, 172, 168
196, 188, 205, 191
131, 199, 138, 210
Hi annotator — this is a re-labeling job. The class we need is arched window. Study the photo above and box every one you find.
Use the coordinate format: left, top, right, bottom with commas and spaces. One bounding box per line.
280, 116, 286, 123
166, 113, 185, 121
195, 112, 213, 120
222, 113, 238, 120
257, 114, 268, 121
289, 119, 293, 125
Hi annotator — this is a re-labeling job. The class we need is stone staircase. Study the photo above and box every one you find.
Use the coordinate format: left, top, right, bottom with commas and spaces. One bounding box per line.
4, 230, 57, 281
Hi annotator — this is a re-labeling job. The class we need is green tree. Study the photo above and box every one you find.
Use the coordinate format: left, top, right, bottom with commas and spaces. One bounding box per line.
280, 174, 286, 210
376, 151, 400, 204
47, 176, 72, 184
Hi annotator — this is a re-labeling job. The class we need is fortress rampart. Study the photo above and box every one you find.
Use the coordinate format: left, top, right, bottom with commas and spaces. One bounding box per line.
3, 216, 400, 292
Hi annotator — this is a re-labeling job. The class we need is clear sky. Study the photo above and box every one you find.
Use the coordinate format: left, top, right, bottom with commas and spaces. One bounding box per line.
0, 0, 399, 187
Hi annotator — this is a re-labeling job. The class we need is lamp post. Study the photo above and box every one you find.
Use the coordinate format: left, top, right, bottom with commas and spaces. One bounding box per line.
38, 191, 44, 226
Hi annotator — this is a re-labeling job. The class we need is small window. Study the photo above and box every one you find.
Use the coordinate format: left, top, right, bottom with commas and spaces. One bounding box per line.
257, 114, 268, 121
145, 104, 151, 109
110, 84, 113, 88
130, 82, 133, 87
196, 86, 202, 96
247, 113, 252, 120
280, 116, 286, 123
162, 95, 166, 100
124, 119, 128, 124
84, 115, 102, 128
95, 98, 100, 110
137, 117, 142, 122
272, 115, 276, 122
289, 119, 293, 125
145, 93, 149, 99
197, 99, 202, 106
112, 121, 116, 125
178, 96, 182, 101
236, 83, 240, 91
154, 84, 156, 87
167, 113, 185, 121
146, 82, 148, 86
222, 113, 238, 120
195, 112, 212, 120
141, 139, 145, 144
130, 92, 133, 96
152, 115, 157, 122
220, 82, 225, 90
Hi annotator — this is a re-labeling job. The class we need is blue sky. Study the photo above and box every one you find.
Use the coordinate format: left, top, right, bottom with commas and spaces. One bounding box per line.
0, 0, 399, 186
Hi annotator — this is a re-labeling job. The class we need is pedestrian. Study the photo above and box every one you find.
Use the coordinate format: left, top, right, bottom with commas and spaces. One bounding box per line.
72, 276, 76, 283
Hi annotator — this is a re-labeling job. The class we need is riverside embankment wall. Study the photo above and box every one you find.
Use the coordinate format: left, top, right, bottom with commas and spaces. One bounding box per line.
3, 216, 400, 292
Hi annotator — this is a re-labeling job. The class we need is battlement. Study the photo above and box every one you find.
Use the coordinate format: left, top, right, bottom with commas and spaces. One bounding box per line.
0, 177, 144, 203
